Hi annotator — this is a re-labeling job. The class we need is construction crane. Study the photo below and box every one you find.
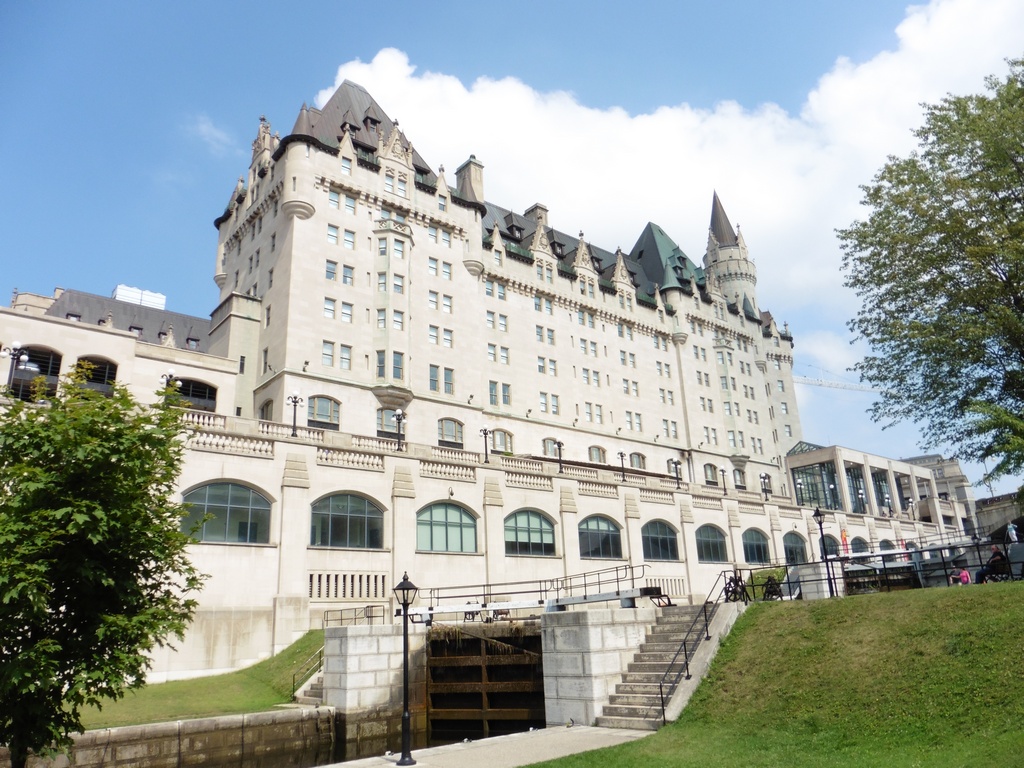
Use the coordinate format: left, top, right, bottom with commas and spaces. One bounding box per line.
792, 375, 877, 393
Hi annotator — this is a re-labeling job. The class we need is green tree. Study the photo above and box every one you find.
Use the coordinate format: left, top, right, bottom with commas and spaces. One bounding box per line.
838, 58, 1024, 487
0, 374, 203, 768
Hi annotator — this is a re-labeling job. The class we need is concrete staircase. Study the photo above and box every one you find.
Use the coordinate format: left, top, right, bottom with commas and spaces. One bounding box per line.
595, 604, 714, 730
293, 673, 323, 706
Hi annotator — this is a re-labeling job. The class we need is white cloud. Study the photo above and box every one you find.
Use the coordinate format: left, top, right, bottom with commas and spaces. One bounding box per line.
187, 114, 236, 157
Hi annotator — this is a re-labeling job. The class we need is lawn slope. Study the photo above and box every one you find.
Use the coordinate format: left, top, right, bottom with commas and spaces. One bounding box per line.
533, 585, 1024, 768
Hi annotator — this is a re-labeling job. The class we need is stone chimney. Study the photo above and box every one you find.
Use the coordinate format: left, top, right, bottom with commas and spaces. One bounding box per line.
455, 154, 484, 204
524, 203, 548, 228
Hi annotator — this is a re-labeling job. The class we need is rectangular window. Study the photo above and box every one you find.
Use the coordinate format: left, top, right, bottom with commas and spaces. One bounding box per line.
500, 347, 509, 365
322, 341, 334, 366
378, 272, 387, 292
393, 352, 404, 379
344, 230, 355, 249
486, 311, 495, 328
327, 224, 339, 244
429, 291, 439, 309
501, 383, 511, 405
438, 195, 447, 211
394, 240, 405, 260
385, 174, 394, 193
489, 380, 498, 405
429, 226, 438, 243
442, 295, 452, 313
442, 329, 453, 347
429, 325, 439, 344
393, 274, 404, 294
345, 195, 356, 214
377, 309, 386, 328
378, 238, 388, 256
376, 351, 385, 378
341, 157, 352, 175
428, 257, 439, 275
488, 344, 497, 362
342, 265, 354, 285
442, 262, 452, 280
341, 302, 353, 322
444, 368, 454, 394
324, 298, 336, 318
429, 364, 440, 392
781, 402, 789, 414
539, 392, 548, 413
442, 230, 451, 248
326, 260, 338, 280
551, 394, 559, 415
778, 380, 786, 392
268, 268, 274, 287
397, 178, 407, 197
339, 345, 351, 370
595, 405, 603, 424
393, 311, 405, 330
329, 190, 340, 208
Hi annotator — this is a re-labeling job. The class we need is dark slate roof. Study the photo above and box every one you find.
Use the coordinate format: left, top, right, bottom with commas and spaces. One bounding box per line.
709, 191, 738, 246
628, 222, 704, 293
45, 290, 211, 352
285, 81, 438, 184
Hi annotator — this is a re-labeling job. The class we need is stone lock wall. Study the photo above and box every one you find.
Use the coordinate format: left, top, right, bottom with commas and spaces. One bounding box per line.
540, 607, 657, 726
0, 708, 336, 768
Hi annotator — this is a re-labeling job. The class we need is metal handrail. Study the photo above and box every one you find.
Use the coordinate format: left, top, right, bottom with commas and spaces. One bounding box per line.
323, 604, 387, 627
419, 563, 649, 612
291, 646, 324, 696
656, 571, 729, 724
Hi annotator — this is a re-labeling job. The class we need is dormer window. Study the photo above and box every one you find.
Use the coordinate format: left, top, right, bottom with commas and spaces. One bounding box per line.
509, 225, 523, 241
553, 243, 564, 256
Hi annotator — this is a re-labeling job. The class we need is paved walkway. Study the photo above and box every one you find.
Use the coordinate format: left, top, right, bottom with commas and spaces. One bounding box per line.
330, 725, 653, 768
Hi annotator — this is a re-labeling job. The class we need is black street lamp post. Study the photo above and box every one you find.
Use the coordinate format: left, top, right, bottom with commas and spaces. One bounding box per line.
795, 479, 804, 506
555, 440, 564, 473
1, 341, 28, 390
394, 408, 405, 452
480, 427, 491, 463
393, 572, 419, 766
812, 507, 836, 597
618, 451, 626, 481
760, 473, 771, 501
286, 391, 303, 437
720, 467, 727, 491
160, 368, 181, 397
670, 459, 682, 489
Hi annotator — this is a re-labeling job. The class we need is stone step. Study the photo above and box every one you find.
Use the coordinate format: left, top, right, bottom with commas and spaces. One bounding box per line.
618, 672, 664, 684
627, 660, 689, 674
616, 682, 675, 697
593, 715, 660, 731
293, 695, 322, 706
609, 693, 662, 707
602, 703, 663, 719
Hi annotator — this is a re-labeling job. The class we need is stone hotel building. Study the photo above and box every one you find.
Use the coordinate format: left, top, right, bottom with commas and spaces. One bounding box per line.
0, 81, 958, 680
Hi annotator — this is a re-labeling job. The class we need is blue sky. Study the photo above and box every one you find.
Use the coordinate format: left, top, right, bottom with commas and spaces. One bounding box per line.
2, 1, 1021, 495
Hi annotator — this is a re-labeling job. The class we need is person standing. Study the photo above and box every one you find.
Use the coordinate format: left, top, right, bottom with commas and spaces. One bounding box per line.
1007, 521, 1018, 543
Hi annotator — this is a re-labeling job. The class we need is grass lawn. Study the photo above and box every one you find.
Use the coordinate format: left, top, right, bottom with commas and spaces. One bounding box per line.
78, 629, 324, 729
529, 584, 1024, 768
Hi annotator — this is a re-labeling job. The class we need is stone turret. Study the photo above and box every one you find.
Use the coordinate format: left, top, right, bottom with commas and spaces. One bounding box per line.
703, 192, 757, 313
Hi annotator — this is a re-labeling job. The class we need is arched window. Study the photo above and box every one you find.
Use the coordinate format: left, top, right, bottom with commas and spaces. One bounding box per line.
851, 537, 870, 554
579, 515, 622, 559
492, 429, 513, 453
437, 418, 464, 448
703, 463, 719, 485
742, 529, 771, 564
783, 532, 806, 564
258, 399, 274, 421
733, 469, 747, 490
542, 438, 559, 457
642, 520, 679, 561
377, 408, 403, 436
178, 379, 217, 412
504, 510, 555, 556
183, 482, 271, 544
695, 525, 728, 563
629, 452, 646, 470
75, 356, 117, 395
10, 346, 61, 401
308, 396, 341, 430
310, 494, 384, 549
589, 446, 607, 463
823, 535, 840, 557
879, 539, 897, 563
416, 502, 476, 553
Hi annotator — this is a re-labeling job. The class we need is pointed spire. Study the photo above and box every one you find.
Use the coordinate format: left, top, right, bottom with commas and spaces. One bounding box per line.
709, 191, 738, 246
291, 103, 313, 136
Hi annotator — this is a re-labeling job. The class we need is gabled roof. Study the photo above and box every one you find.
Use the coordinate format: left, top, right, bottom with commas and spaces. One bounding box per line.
45, 290, 211, 352
285, 81, 437, 182
628, 222, 704, 293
